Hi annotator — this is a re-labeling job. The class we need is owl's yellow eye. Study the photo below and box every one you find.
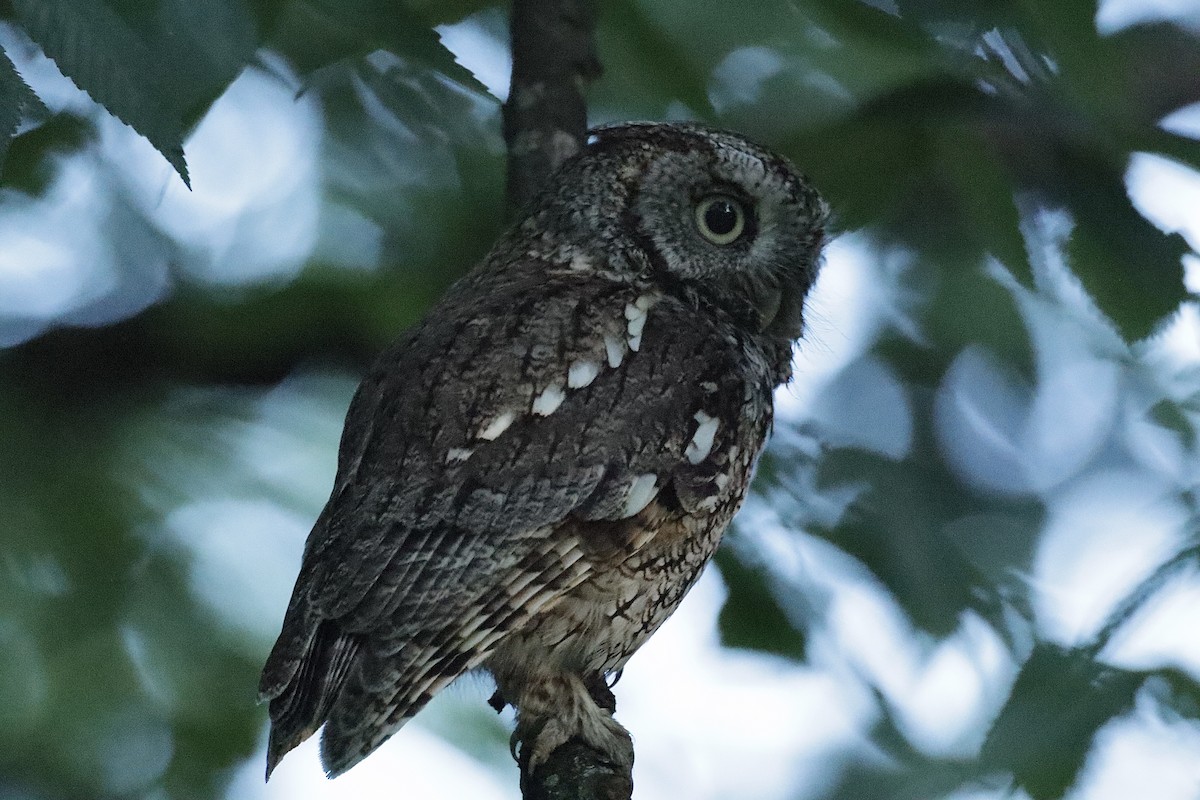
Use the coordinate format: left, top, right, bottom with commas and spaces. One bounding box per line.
694, 195, 746, 245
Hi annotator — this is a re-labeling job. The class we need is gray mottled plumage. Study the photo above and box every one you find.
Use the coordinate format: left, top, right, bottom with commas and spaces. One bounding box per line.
258, 122, 828, 778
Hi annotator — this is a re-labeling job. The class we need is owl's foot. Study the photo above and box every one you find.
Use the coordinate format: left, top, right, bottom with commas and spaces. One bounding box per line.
512, 672, 634, 772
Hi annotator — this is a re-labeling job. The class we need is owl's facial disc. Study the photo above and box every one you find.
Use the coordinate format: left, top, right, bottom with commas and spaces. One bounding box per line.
623, 129, 825, 340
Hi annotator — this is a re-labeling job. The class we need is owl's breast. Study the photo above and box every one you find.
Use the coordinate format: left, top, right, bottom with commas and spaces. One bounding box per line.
488, 353, 775, 679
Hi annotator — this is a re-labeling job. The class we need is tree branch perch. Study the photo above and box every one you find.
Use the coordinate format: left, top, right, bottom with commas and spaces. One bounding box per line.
514, 677, 634, 800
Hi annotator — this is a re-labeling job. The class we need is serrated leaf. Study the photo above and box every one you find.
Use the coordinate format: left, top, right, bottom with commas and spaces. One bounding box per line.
12, 0, 190, 185
0, 42, 43, 173
269, 0, 488, 94
981, 643, 1143, 800
0, 43, 46, 129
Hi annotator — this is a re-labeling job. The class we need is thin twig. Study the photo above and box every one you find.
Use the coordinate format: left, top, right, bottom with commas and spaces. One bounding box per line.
1084, 542, 1200, 659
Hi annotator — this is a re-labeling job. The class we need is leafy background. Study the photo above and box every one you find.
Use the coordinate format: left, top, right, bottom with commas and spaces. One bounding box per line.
1, 1, 1199, 799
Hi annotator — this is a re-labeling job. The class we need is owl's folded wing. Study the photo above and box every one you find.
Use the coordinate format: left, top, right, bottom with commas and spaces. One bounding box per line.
258, 271, 752, 776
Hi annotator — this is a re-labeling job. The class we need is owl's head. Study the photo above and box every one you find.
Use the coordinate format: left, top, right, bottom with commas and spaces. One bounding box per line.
519, 122, 828, 341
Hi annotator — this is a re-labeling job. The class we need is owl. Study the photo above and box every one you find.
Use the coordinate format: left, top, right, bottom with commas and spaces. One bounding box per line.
258, 122, 828, 778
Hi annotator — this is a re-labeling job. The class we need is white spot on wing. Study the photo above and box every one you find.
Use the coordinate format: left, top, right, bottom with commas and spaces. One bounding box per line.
478, 411, 516, 441
625, 304, 647, 352
622, 473, 659, 518
623, 294, 657, 353
446, 447, 474, 463
532, 384, 566, 415
567, 360, 601, 388
603, 333, 625, 368
686, 410, 719, 464
570, 252, 593, 271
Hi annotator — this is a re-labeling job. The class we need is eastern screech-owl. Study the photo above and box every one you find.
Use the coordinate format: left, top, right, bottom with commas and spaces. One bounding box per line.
259, 122, 828, 778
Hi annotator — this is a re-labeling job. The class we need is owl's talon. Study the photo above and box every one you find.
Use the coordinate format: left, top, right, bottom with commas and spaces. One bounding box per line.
509, 729, 523, 762
511, 673, 634, 773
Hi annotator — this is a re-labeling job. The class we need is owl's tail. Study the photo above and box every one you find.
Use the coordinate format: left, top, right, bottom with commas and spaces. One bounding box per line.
316, 645, 470, 778
259, 617, 360, 780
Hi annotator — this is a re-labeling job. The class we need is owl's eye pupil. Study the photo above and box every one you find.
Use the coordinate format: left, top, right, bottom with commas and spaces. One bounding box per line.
694, 195, 747, 245
705, 201, 738, 235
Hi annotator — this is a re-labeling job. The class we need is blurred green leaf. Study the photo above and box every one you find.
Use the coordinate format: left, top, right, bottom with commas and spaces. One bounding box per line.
921, 259, 1034, 381
817, 687, 979, 800
783, 78, 991, 234
936, 124, 1033, 285
981, 643, 1143, 800
591, 0, 715, 120
942, 512, 1041, 595
0, 111, 91, 194
124, 554, 262, 800
1149, 399, 1195, 446
815, 445, 1004, 636
1147, 668, 1200, 721
802, 0, 932, 51
1052, 149, 1189, 342
405, 0, 499, 26
822, 756, 976, 800
1109, 22, 1200, 130
713, 547, 806, 662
